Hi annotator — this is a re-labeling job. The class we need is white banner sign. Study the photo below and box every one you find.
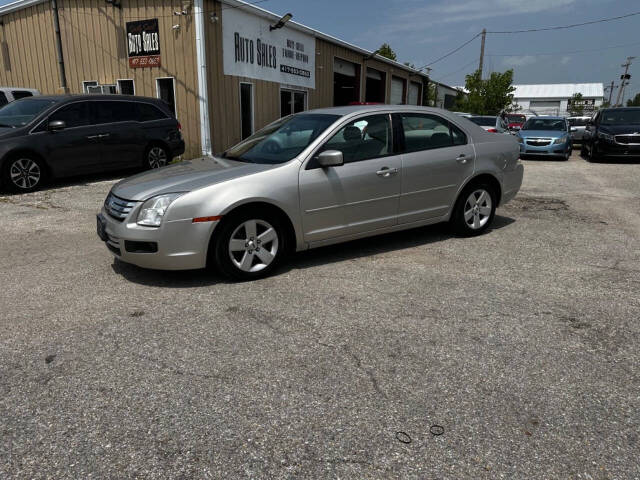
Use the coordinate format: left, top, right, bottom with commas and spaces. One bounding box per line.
222, 8, 315, 89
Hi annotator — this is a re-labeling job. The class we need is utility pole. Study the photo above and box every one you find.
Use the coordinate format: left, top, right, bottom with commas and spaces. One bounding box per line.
478, 28, 486, 79
51, 0, 68, 93
604, 80, 616, 105
615, 56, 634, 106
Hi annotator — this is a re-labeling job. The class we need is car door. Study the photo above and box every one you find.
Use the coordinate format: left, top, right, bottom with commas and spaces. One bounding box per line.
40, 101, 106, 176
91, 100, 145, 169
299, 113, 401, 243
396, 112, 475, 223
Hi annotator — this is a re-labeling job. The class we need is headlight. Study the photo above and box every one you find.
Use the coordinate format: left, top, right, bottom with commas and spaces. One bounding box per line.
137, 193, 185, 227
553, 135, 568, 145
598, 131, 614, 142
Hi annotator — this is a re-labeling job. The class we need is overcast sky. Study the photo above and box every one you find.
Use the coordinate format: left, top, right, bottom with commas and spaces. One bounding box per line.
1, 0, 638, 101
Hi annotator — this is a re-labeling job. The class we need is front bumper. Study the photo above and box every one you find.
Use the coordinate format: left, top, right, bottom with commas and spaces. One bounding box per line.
595, 140, 640, 158
519, 141, 571, 157
97, 207, 217, 270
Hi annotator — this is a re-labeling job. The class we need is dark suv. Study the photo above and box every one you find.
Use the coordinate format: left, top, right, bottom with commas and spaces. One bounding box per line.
582, 107, 640, 161
0, 95, 185, 192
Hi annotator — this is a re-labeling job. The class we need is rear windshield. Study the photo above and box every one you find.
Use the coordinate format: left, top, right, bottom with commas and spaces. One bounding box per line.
507, 114, 526, 123
568, 118, 589, 127
468, 116, 496, 127
522, 118, 567, 131
0, 98, 56, 128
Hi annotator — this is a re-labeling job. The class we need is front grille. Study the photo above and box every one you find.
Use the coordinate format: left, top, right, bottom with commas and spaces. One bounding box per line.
615, 135, 640, 145
526, 138, 552, 147
104, 193, 137, 221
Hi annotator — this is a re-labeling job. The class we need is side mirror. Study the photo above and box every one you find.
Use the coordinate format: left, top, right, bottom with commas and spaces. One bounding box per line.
48, 120, 66, 131
317, 150, 344, 168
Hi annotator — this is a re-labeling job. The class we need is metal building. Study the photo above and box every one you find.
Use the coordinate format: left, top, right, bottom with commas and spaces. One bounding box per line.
0, 0, 428, 159
511, 83, 605, 116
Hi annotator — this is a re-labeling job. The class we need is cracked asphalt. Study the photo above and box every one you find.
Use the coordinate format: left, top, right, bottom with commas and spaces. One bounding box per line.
1, 151, 639, 479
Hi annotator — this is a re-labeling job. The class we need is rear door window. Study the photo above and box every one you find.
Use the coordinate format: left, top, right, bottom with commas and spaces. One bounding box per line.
12, 91, 33, 100
93, 101, 137, 124
49, 102, 91, 128
400, 113, 453, 152
137, 102, 168, 122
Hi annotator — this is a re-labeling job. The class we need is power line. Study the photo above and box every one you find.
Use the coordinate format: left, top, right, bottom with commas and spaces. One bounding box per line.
487, 10, 640, 34
486, 40, 640, 57
431, 57, 478, 83
417, 32, 481, 70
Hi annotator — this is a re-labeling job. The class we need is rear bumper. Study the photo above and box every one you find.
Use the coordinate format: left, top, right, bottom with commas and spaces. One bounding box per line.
501, 162, 524, 206
170, 139, 186, 158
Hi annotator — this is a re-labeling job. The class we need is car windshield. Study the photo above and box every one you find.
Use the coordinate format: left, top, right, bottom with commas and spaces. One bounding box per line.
0, 98, 56, 127
568, 118, 589, 127
507, 114, 526, 123
468, 116, 496, 127
522, 118, 567, 131
222, 113, 341, 164
600, 109, 640, 125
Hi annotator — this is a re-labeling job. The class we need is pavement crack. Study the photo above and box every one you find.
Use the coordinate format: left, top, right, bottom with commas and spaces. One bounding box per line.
343, 345, 385, 398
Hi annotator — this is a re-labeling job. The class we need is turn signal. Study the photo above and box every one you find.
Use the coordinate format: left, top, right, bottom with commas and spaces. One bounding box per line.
192, 216, 222, 223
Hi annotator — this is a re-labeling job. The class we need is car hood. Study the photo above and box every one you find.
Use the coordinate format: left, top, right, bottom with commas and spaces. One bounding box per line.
111, 157, 279, 201
598, 125, 640, 135
519, 129, 567, 138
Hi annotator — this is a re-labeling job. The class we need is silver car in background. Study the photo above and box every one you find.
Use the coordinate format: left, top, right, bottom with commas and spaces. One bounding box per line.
567, 116, 591, 144
97, 105, 524, 280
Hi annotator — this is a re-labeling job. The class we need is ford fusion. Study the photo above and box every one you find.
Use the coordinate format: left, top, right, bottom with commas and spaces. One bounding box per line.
516, 116, 572, 160
98, 105, 524, 280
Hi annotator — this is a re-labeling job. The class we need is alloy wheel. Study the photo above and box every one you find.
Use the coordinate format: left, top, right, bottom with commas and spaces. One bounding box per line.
228, 219, 279, 273
148, 147, 168, 168
463, 189, 492, 230
9, 158, 41, 190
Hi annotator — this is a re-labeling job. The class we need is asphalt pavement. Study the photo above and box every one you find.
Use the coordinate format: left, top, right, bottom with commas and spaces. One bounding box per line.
1, 150, 639, 479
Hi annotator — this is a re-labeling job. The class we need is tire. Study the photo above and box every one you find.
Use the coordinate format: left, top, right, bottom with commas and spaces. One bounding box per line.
212, 209, 287, 280
450, 182, 497, 237
2, 155, 46, 193
144, 144, 169, 169
587, 142, 600, 163
580, 142, 587, 157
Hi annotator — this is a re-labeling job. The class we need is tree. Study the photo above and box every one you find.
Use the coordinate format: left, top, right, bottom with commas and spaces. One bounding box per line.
454, 69, 516, 115
403, 61, 416, 69
377, 43, 397, 61
568, 93, 584, 116
627, 92, 640, 107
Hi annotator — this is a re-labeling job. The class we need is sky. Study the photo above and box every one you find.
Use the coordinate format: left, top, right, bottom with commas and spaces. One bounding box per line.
1, 0, 638, 102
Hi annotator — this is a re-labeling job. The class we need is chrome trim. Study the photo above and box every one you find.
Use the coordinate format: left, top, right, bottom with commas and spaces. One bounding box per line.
104, 193, 138, 221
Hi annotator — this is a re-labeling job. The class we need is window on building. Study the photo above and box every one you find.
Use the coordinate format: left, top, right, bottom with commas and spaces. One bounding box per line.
82, 81, 98, 93
280, 89, 306, 117
11, 90, 34, 100
117, 79, 135, 95
0, 92, 8, 107
49, 102, 91, 129
365, 68, 386, 103
390, 76, 406, 105
240, 83, 254, 140
322, 114, 392, 163
408, 82, 421, 106
400, 113, 455, 152
87, 85, 116, 94
333, 58, 360, 106
156, 77, 176, 117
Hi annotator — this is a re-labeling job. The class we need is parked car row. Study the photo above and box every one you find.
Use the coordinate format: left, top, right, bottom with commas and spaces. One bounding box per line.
0, 94, 185, 192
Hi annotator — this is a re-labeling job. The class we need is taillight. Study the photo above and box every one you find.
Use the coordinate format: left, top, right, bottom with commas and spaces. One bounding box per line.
177, 122, 182, 131
487, 128, 498, 133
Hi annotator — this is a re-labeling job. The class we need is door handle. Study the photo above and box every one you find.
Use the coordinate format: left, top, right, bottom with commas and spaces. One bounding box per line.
98, 133, 110, 138
86, 135, 100, 139
456, 154, 468, 164
376, 167, 398, 177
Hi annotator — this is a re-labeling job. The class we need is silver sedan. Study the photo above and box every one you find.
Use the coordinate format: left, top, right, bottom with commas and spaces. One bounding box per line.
97, 105, 524, 280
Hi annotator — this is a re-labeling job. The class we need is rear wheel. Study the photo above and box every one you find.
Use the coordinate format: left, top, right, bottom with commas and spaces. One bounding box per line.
450, 183, 496, 237
212, 210, 286, 280
3, 155, 46, 193
144, 145, 169, 169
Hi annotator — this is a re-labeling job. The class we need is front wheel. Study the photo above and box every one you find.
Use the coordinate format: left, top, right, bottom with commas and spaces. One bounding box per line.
212, 211, 286, 280
145, 145, 169, 169
3, 156, 46, 193
450, 183, 496, 237
587, 142, 600, 163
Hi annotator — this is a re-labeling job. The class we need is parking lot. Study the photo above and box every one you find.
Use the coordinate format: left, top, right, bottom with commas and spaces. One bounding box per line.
1, 150, 639, 478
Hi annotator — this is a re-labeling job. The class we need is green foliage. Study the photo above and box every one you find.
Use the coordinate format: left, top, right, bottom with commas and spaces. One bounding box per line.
627, 93, 640, 107
377, 43, 397, 61
424, 82, 437, 106
568, 93, 584, 115
454, 69, 516, 115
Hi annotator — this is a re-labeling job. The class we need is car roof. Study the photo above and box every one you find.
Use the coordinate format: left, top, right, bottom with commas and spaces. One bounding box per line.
527, 116, 565, 120
307, 104, 455, 116
16, 94, 162, 103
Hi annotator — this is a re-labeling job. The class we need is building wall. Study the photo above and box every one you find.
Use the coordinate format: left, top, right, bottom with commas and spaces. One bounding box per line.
514, 97, 604, 115
0, 0, 203, 159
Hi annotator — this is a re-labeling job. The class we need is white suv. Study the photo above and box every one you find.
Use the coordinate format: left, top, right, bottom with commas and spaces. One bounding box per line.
0, 87, 40, 107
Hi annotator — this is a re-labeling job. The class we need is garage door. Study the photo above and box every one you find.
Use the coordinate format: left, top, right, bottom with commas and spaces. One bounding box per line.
530, 100, 561, 114
391, 76, 405, 104
408, 82, 421, 105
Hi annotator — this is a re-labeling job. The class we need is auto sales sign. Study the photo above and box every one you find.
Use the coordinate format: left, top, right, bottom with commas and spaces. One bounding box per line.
126, 19, 161, 68
222, 8, 315, 89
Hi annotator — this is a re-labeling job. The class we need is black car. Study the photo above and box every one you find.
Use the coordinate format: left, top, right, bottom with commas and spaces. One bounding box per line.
581, 107, 640, 162
0, 95, 185, 192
